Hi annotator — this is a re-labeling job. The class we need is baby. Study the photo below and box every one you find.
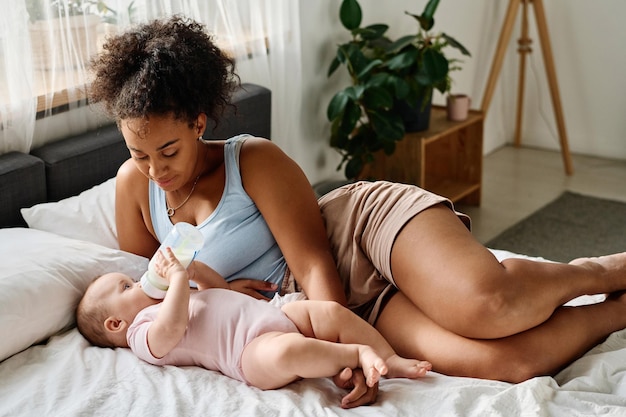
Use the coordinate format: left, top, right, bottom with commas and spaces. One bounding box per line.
76, 248, 431, 407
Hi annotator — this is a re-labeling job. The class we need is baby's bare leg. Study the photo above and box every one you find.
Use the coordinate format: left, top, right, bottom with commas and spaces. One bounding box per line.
281, 300, 431, 381
240, 331, 387, 389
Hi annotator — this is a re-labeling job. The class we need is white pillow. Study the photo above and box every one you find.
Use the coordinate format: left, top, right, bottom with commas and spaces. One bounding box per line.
21, 177, 119, 249
0, 228, 148, 362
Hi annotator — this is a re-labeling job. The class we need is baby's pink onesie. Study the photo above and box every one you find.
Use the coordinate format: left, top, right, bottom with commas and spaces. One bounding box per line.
127, 288, 299, 383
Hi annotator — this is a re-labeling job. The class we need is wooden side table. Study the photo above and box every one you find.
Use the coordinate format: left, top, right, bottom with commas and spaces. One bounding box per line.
360, 106, 484, 205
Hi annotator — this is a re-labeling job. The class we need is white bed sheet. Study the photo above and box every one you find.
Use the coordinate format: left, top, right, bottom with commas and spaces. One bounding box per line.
2, 250, 626, 417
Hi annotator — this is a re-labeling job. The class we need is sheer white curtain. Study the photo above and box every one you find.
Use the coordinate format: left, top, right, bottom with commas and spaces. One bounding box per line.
1, 0, 302, 155
0, 2, 37, 153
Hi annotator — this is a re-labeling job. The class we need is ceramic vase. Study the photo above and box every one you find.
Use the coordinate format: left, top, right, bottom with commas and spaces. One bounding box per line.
446, 94, 471, 122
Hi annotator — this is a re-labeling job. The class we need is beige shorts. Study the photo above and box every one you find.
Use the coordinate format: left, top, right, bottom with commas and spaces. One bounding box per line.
318, 181, 470, 325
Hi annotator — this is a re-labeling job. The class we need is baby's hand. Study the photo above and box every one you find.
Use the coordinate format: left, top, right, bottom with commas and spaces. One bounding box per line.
154, 247, 188, 283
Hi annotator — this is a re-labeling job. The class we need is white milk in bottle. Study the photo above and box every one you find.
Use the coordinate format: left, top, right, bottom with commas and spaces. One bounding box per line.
140, 222, 204, 299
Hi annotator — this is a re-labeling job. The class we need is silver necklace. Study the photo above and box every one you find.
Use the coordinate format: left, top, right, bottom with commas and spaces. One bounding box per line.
166, 174, 201, 217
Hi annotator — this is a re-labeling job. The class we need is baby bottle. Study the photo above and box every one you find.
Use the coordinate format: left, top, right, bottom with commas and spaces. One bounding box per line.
140, 222, 204, 299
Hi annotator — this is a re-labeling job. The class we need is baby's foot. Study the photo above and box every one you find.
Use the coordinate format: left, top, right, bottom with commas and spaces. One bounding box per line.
385, 354, 432, 379
357, 346, 388, 387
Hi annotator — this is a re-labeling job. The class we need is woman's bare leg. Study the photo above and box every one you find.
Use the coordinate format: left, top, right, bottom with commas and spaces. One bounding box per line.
375, 291, 626, 383
390, 204, 626, 338
280, 300, 431, 380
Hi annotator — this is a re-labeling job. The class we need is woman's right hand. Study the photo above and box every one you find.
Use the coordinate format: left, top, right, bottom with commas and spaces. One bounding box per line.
333, 367, 379, 408
228, 279, 278, 300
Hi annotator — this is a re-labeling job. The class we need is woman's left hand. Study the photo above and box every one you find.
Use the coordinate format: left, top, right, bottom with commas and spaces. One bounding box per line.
228, 278, 278, 300
333, 367, 379, 408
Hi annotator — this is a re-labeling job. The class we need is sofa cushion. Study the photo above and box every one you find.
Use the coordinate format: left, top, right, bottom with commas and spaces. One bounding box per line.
0, 152, 46, 227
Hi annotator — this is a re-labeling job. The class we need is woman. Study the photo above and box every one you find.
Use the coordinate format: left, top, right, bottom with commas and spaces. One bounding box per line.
90, 16, 626, 407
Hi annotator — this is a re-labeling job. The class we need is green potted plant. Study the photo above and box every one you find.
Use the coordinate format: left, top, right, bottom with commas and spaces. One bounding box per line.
327, 0, 471, 180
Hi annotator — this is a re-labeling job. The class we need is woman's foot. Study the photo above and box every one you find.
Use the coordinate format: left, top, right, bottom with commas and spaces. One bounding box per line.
570, 252, 626, 269
570, 252, 626, 289
385, 354, 432, 379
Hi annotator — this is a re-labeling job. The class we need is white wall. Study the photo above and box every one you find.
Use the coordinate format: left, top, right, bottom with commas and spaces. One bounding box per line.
298, 0, 626, 184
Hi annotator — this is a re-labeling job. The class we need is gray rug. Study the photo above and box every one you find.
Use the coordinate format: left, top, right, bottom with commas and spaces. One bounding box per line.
486, 192, 626, 262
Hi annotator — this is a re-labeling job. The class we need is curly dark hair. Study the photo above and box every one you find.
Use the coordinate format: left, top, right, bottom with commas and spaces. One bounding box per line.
89, 15, 240, 128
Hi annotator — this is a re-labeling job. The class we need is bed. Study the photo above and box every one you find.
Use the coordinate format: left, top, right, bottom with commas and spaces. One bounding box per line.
2, 83, 626, 417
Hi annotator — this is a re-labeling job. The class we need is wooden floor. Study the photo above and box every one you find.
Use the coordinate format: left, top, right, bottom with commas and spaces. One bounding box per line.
456, 146, 626, 244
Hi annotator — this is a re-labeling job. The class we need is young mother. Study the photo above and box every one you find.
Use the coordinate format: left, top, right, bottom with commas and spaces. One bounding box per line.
90, 16, 626, 407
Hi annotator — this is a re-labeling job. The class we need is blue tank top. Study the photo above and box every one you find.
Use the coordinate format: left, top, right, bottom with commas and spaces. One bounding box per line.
149, 135, 287, 294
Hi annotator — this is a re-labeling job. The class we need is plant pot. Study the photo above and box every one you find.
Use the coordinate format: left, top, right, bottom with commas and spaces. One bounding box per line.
446, 94, 471, 122
396, 93, 433, 132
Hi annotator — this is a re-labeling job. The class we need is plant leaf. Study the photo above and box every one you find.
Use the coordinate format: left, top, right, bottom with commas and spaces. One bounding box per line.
386, 49, 419, 71
416, 48, 448, 86
363, 86, 393, 110
330, 119, 347, 148
340, 0, 362, 31
355, 59, 384, 80
366, 72, 391, 88
341, 43, 372, 78
406, 0, 440, 32
335, 43, 352, 66
328, 56, 341, 77
441, 33, 471, 56
370, 110, 405, 140
422, 0, 440, 22
346, 85, 365, 100
327, 91, 350, 121
406, 11, 434, 32
345, 156, 364, 180
386, 34, 417, 54
356, 24, 389, 40
389, 75, 411, 99
341, 100, 362, 135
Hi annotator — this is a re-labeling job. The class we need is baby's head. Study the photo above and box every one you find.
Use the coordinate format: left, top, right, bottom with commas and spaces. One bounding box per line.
76, 272, 158, 348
